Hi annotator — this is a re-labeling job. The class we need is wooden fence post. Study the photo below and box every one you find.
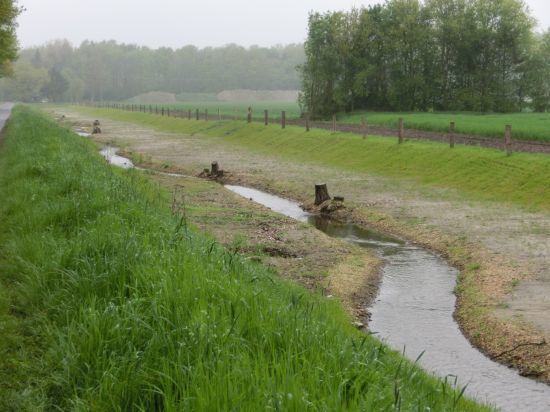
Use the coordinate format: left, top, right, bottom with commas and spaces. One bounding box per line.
332, 114, 336, 133
306, 113, 310, 132
505, 125, 513, 156
449, 122, 455, 148
188, 109, 191, 120
247, 107, 252, 123
205, 109, 208, 121
167, 108, 170, 117
218, 108, 221, 121
264, 109, 268, 126
155, 106, 158, 115
398, 118, 404, 144
281, 111, 286, 129
361, 116, 367, 139
196, 109, 199, 120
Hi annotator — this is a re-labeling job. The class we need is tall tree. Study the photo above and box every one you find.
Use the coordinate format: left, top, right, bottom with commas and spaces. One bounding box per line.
300, 0, 540, 116
0, 0, 21, 77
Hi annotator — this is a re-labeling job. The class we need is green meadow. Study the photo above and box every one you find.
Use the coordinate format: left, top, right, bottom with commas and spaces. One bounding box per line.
136, 101, 302, 121
339, 111, 550, 143
0, 106, 488, 410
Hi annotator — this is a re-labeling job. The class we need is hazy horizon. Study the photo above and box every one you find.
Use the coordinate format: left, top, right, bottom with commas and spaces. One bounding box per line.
16, 0, 550, 50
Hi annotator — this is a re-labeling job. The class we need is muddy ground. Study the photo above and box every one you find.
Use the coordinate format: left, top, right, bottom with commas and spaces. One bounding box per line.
57, 108, 550, 381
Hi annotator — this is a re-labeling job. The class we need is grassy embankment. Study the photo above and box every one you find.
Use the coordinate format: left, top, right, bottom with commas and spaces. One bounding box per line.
122, 103, 550, 142
75, 107, 550, 212
0, 107, 488, 410
339, 111, 550, 143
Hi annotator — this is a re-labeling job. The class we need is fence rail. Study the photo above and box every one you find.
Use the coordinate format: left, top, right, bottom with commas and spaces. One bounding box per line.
78, 101, 550, 155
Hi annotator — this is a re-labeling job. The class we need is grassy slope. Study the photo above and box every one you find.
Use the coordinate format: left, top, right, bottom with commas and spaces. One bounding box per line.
0, 107, 487, 410
76, 107, 550, 212
339, 111, 550, 143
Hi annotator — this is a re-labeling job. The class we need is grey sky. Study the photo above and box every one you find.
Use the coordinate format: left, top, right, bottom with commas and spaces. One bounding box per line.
17, 0, 550, 49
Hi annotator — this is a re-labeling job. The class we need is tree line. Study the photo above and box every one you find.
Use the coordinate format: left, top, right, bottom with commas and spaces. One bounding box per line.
0, 40, 304, 102
299, 0, 550, 117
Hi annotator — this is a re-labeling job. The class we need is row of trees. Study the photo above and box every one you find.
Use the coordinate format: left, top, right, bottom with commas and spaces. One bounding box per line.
0, 40, 304, 102
300, 0, 550, 116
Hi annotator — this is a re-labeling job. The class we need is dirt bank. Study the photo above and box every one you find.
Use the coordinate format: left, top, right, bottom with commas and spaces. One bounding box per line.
55, 108, 550, 382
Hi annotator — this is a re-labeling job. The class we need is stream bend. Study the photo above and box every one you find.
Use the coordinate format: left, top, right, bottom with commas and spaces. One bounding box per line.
225, 185, 550, 412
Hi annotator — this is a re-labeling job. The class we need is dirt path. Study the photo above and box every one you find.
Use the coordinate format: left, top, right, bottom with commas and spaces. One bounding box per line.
0, 103, 14, 139
58, 108, 550, 381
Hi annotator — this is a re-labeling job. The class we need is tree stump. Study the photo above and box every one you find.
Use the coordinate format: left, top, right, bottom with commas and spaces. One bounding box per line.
211, 161, 219, 176
92, 126, 101, 134
315, 184, 331, 205
93, 120, 100, 126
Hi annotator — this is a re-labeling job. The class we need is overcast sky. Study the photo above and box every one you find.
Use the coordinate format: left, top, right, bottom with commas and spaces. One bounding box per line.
16, 0, 550, 50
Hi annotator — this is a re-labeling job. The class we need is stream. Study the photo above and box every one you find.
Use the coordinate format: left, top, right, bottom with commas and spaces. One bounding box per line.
225, 185, 550, 412
97, 144, 550, 411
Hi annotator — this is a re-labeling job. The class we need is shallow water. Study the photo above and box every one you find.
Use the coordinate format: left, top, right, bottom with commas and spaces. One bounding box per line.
225, 184, 550, 412
100, 146, 134, 169
74, 128, 91, 137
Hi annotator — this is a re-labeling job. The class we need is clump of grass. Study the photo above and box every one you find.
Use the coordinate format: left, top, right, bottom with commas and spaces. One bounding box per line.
0, 107, 489, 410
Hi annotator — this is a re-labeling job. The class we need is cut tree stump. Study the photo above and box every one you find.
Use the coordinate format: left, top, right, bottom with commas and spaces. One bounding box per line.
315, 184, 331, 205
211, 161, 219, 176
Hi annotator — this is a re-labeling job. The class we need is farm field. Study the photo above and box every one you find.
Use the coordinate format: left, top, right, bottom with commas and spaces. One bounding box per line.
137, 100, 302, 121
0, 106, 487, 410
111, 101, 550, 143
339, 111, 550, 143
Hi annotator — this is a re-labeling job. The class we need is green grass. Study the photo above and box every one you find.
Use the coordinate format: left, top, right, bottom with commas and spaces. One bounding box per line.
0, 106, 489, 410
123, 100, 302, 121
75, 107, 550, 212
339, 111, 550, 143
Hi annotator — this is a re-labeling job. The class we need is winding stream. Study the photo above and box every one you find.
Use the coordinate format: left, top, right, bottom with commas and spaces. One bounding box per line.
225, 185, 550, 412
97, 145, 550, 411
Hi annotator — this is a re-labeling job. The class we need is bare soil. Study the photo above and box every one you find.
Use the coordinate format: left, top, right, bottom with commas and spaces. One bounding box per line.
57, 108, 550, 381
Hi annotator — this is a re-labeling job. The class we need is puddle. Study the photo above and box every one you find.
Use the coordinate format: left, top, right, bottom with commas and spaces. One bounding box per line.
225, 184, 550, 412
99, 146, 193, 179
74, 128, 91, 137
100, 147, 134, 169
